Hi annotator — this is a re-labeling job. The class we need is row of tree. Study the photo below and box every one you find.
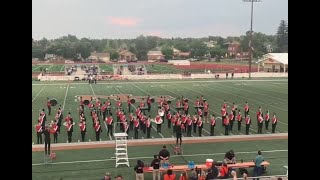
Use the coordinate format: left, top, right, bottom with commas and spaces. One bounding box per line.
32, 20, 287, 61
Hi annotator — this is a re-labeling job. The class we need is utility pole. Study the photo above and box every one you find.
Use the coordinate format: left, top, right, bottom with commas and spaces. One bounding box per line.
243, 0, 261, 79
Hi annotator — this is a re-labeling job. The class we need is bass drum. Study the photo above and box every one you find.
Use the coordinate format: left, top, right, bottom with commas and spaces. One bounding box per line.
50, 99, 58, 106
83, 100, 90, 105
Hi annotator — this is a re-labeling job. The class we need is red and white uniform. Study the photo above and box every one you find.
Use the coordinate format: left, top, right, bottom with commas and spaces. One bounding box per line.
116, 101, 121, 108
221, 107, 227, 117
94, 123, 101, 132
36, 123, 42, 133
106, 116, 113, 125
197, 108, 202, 116
171, 117, 177, 126
129, 113, 134, 122
245, 117, 251, 124
203, 102, 209, 113
258, 115, 264, 123
79, 122, 86, 132
134, 119, 139, 128
223, 117, 229, 125
229, 113, 234, 121
184, 102, 189, 111
197, 120, 203, 127
166, 112, 172, 120
265, 113, 270, 122
237, 114, 242, 122
140, 102, 145, 108
146, 119, 151, 128
210, 116, 216, 126
272, 116, 277, 124
181, 115, 187, 124
176, 101, 181, 108
155, 115, 162, 124
51, 123, 58, 134
244, 104, 249, 112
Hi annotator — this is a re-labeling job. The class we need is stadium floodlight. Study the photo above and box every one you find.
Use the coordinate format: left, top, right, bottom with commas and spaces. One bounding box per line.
243, 0, 261, 79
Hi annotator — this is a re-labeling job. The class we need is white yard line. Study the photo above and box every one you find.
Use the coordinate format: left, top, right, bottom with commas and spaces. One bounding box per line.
32, 85, 46, 102
62, 84, 70, 110
32, 149, 288, 166
32, 65, 41, 71
59, 65, 65, 72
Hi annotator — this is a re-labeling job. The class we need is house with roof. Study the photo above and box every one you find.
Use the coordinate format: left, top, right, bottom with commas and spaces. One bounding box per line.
257, 53, 288, 73
147, 51, 165, 60
88, 52, 110, 62
118, 49, 137, 61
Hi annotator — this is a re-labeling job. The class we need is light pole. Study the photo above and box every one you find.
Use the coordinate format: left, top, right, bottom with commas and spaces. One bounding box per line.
243, 0, 261, 79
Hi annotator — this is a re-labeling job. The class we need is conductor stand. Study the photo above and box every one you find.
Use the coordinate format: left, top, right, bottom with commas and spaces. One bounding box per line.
114, 122, 130, 167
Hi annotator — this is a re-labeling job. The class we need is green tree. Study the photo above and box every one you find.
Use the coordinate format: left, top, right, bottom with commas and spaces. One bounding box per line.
161, 46, 174, 59
135, 35, 148, 60
276, 20, 288, 52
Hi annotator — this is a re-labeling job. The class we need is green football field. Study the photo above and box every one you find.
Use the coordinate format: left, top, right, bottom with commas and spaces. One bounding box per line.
32, 139, 288, 180
32, 78, 288, 179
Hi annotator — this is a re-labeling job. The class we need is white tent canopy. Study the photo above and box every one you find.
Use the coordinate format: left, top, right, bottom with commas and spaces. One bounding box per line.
258, 53, 288, 65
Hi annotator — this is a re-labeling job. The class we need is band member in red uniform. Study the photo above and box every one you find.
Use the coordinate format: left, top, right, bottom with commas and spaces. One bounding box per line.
40, 109, 47, 123
194, 97, 200, 107
79, 96, 84, 110
94, 121, 102, 141
200, 95, 204, 106
79, 120, 86, 142
141, 114, 146, 134
127, 96, 132, 113
245, 115, 251, 135
229, 110, 235, 131
155, 114, 162, 133
134, 118, 139, 139
171, 114, 177, 133
88, 100, 95, 116
47, 98, 51, 115
106, 113, 113, 136
231, 102, 237, 117
96, 98, 101, 117
224, 114, 230, 135
197, 117, 203, 137
272, 113, 277, 133
256, 107, 262, 122
116, 108, 121, 123
105, 98, 111, 116
147, 96, 152, 112
244, 102, 250, 118
36, 121, 42, 144
223, 100, 227, 109
146, 116, 152, 138
101, 103, 106, 121
197, 107, 203, 118
176, 99, 181, 109
193, 113, 198, 133
66, 120, 73, 142
203, 100, 209, 123
210, 114, 216, 136
116, 98, 122, 109
237, 110, 242, 131
166, 110, 172, 128
129, 111, 134, 131
257, 114, 264, 134
186, 115, 192, 137
221, 105, 227, 127
135, 107, 141, 118
52, 120, 58, 143
181, 114, 187, 133
123, 122, 129, 135
264, 110, 270, 130
183, 100, 189, 115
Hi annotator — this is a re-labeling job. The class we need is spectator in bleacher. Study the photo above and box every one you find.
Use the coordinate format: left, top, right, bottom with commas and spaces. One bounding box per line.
217, 162, 229, 179
206, 162, 219, 180
163, 169, 176, 180
134, 160, 144, 180
150, 154, 160, 180
102, 172, 111, 180
253, 151, 264, 180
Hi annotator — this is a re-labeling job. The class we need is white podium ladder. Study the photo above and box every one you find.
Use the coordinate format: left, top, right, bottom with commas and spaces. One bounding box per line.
114, 132, 129, 167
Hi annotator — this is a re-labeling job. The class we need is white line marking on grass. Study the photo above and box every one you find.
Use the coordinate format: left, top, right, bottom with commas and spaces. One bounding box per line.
62, 84, 69, 110
32, 79, 288, 86
32, 66, 41, 71
32, 149, 288, 166
47, 65, 54, 71
59, 65, 65, 72
32, 85, 46, 102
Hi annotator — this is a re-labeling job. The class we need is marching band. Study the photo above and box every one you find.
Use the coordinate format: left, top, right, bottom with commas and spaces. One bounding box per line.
34, 95, 279, 144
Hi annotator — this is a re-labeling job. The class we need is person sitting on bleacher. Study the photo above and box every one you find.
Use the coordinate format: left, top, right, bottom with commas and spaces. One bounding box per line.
224, 150, 236, 164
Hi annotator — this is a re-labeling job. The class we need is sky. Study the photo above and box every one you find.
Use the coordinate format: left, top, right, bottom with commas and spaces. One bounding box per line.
32, 0, 288, 40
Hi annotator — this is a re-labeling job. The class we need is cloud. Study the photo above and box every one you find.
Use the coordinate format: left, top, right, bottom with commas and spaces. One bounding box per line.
107, 16, 141, 27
